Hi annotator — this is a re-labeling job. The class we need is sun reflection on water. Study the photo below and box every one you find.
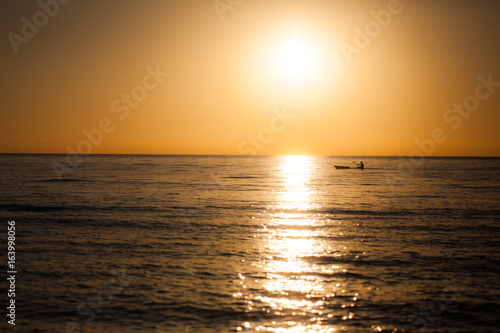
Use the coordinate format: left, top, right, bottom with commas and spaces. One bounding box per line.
237, 156, 355, 332
273, 156, 318, 212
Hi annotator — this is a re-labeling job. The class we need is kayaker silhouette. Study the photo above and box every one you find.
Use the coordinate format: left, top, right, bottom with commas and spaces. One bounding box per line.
355, 161, 364, 169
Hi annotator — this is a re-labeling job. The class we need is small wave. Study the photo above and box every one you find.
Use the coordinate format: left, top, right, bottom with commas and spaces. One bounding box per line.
40, 178, 89, 182
0, 203, 201, 214
225, 176, 260, 179
0, 204, 72, 212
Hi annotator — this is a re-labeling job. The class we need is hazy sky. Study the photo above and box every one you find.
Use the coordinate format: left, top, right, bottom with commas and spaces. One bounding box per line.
1, 0, 499, 156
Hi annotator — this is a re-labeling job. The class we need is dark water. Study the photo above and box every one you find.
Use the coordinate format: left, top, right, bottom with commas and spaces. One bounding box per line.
0, 154, 499, 332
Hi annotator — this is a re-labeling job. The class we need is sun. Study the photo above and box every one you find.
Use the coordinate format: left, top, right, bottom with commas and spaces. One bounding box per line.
266, 27, 324, 86
244, 22, 344, 103
273, 31, 318, 82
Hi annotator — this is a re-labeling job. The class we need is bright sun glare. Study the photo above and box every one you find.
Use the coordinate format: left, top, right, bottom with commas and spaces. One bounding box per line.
273, 29, 319, 82
248, 23, 343, 102
273, 31, 318, 82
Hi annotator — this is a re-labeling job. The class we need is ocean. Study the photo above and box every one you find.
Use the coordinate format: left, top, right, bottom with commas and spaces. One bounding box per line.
0, 154, 499, 332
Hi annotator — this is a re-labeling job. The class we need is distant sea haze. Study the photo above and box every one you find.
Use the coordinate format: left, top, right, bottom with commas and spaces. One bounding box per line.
0, 154, 499, 332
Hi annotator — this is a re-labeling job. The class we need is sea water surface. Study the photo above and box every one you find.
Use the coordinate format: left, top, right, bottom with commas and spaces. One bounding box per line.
0, 154, 499, 332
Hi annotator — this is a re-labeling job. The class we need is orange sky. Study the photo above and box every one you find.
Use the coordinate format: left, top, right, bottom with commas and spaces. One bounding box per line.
1, 0, 499, 156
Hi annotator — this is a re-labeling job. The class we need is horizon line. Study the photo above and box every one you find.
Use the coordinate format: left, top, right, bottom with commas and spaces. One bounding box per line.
1, 152, 499, 158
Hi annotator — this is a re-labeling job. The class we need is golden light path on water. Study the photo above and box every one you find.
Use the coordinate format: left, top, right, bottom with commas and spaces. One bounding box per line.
237, 156, 359, 332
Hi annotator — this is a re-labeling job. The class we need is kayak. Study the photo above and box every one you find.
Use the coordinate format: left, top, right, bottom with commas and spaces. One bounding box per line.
334, 165, 364, 169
